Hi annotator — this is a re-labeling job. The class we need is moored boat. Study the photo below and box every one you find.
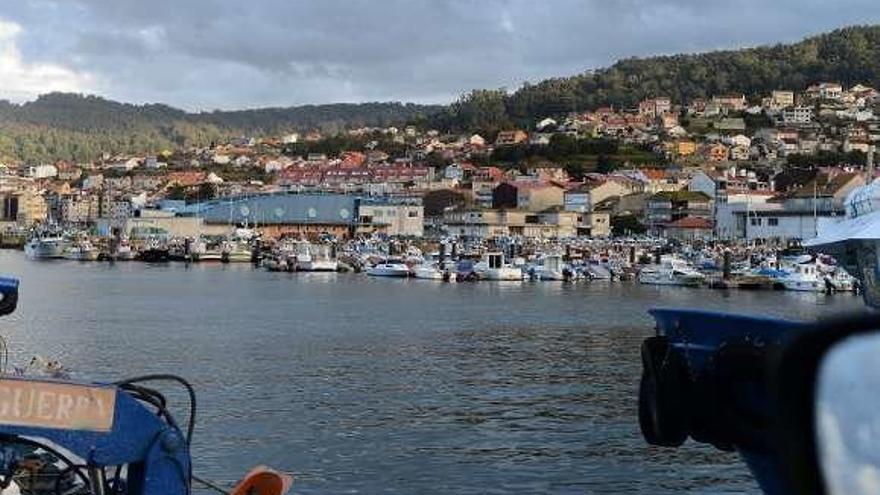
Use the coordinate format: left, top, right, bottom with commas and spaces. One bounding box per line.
24, 234, 66, 259
63, 240, 100, 261
638, 257, 704, 287
367, 260, 411, 277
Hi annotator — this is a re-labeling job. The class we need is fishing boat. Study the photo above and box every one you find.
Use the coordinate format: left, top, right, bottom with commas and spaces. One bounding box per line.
292, 241, 338, 271
115, 239, 138, 261
529, 253, 568, 281
63, 240, 99, 261
138, 239, 170, 262
24, 234, 66, 259
476, 252, 523, 281
0, 278, 293, 495
638, 257, 705, 287
366, 260, 411, 277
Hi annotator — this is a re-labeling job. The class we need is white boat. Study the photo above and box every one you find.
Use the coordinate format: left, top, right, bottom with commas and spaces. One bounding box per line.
413, 263, 456, 281
777, 261, 824, 292
64, 241, 99, 261
638, 257, 705, 287
367, 261, 411, 277
115, 239, 137, 261
530, 254, 567, 281
292, 242, 338, 272
476, 252, 523, 281
584, 263, 612, 280
221, 240, 252, 263
24, 235, 67, 259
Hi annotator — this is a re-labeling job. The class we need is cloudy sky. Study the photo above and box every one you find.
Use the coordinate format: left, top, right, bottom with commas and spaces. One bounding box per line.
2, 0, 880, 110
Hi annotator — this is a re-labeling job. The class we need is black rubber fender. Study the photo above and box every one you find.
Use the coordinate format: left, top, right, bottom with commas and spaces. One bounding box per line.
638, 336, 689, 447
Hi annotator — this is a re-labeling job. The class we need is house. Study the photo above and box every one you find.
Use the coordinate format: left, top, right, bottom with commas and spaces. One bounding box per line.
645, 190, 713, 234
357, 203, 424, 237
665, 216, 714, 242
469, 134, 486, 147
495, 130, 528, 147
564, 180, 631, 213
669, 140, 697, 157
638, 97, 672, 118
730, 145, 751, 161
443, 207, 579, 239
526, 163, 568, 182
28, 165, 58, 179
766, 90, 795, 110
712, 95, 747, 113
492, 181, 565, 212
782, 106, 813, 124
706, 143, 730, 162
639, 168, 685, 193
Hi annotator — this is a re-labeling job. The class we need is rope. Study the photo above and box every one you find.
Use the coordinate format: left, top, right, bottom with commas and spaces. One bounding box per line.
192, 474, 232, 495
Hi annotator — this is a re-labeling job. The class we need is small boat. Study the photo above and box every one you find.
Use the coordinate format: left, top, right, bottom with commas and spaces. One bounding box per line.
777, 262, 824, 292
64, 241, 99, 261
413, 263, 457, 281
139, 239, 170, 262
529, 254, 567, 281
638, 257, 704, 287
584, 263, 612, 280
24, 234, 66, 259
367, 260, 411, 277
115, 239, 137, 261
476, 252, 523, 281
291, 241, 338, 272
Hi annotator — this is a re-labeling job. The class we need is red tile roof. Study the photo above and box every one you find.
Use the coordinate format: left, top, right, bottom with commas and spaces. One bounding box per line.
666, 216, 713, 229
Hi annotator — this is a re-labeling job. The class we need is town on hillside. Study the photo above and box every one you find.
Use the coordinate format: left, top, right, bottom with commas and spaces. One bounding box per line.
0, 81, 878, 247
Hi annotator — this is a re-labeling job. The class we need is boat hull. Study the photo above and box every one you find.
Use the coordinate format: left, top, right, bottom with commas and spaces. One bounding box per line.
483, 267, 523, 281
25, 240, 66, 259
367, 265, 410, 277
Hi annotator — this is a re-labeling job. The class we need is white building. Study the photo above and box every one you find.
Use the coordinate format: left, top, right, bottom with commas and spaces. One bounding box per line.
358, 204, 424, 237
715, 202, 841, 242
782, 106, 813, 124
28, 164, 58, 179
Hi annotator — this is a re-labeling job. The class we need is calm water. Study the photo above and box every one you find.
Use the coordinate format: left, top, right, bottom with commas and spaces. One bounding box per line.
0, 251, 865, 494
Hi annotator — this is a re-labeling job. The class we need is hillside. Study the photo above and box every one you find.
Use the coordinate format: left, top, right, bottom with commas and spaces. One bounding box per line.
3, 25, 880, 163
0, 93, 440, 163
436, 25, 880, 133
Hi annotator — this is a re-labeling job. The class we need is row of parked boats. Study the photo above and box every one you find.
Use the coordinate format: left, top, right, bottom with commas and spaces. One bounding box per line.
23, 231, 256, 263
358, 250, 856, 293
23, 230, 858, 293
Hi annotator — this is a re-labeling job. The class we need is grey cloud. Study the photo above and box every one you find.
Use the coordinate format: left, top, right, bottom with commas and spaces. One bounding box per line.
2, 0, 880, 109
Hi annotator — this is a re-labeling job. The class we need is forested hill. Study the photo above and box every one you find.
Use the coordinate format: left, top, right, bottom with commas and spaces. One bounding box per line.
434, 25, 880, 133
0, 93, 440, 163
4, 25, 880, 163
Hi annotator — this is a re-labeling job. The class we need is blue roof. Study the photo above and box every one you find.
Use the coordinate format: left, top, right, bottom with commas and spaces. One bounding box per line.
196, 194, 359, 225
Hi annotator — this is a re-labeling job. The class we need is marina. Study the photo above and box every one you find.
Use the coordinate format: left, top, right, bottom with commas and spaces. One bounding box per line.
18, 229, 862, 295
0, 250, 863, 494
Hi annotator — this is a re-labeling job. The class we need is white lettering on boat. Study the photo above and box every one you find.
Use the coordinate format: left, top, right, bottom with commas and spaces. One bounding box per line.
0, 380, 115, 432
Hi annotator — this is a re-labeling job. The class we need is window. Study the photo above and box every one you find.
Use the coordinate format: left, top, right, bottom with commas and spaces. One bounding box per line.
408, 210, 419, 218
768, 218, 779, 226
750, 218, 763, 226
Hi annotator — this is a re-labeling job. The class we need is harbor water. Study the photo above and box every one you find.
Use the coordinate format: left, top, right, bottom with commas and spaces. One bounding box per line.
0, 251, 865, 494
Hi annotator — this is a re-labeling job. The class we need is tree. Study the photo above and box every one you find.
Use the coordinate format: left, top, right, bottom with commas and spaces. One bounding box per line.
611, 215, 647, 236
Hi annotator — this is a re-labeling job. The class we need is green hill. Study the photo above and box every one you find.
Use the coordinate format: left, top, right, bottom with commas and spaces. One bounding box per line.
0, 93, 440, 163
435, 25, 880, 133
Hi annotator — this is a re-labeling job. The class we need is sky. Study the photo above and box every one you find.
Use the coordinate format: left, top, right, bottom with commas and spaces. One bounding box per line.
2, 0, 880, 111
